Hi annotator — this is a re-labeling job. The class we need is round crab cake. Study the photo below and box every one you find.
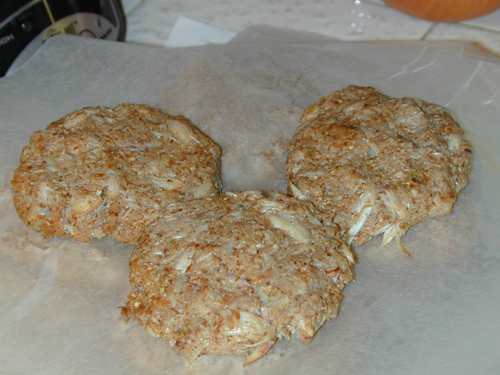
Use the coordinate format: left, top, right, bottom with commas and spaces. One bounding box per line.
11, 104, 222, 244
286, 85, 472, 252
124, 190, 354, 365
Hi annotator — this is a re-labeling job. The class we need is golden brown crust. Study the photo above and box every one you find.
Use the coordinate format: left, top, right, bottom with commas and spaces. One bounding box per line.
286, 85, 472, 248
125, 191, 354, 364
11, 104, 222, 244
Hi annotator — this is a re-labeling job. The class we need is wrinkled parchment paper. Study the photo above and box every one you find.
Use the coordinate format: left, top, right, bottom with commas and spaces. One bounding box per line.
1, 28, 500, 375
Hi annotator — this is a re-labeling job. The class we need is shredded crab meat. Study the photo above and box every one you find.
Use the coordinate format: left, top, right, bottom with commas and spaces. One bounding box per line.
267, 212, 311, 243
125, 191, 354, 365
347, 206, 373, 243
286, 85, 472, 251
288, 181, 308, 200
11, 103, 222, 244
347, 182, 377, 242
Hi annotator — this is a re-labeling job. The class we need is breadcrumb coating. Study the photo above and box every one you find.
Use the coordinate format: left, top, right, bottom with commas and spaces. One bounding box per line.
12, 104, 222, 244
125, 191, 354, 365
286, 86, 472, 249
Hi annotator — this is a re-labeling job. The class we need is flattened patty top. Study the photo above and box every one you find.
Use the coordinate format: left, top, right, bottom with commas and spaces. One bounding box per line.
125, 190, 354, 365
12, 104, 222, 244
286, 85, 472, 249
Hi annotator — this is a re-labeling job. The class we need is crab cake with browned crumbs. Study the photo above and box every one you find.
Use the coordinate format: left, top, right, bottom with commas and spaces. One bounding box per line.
11, 104, 222, 244
124, 190, 354, 365
286, 85, 472, 252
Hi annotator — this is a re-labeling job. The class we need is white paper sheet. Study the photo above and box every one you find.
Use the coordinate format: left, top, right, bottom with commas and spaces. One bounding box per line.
165, 16, 237, 47
0, 29, 499, 375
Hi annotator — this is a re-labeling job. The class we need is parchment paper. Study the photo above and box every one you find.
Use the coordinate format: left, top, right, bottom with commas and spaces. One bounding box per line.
1, 28, 499, 375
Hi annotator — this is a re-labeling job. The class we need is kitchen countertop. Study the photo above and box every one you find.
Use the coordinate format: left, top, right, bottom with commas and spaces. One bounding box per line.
121, 0, 500, 57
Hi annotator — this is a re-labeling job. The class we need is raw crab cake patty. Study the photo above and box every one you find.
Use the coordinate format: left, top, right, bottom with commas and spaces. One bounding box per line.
125, 190, 354, 365
11, 104, 222, 244
286, 85, 472, 250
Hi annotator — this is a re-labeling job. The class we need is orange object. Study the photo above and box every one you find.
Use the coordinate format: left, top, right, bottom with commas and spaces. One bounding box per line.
384, 0, 500, 22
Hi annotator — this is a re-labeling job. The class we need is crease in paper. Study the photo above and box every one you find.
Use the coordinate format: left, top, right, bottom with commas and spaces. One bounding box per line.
482, 93, 496, 105
387, 46, 428, 80
411, 54, 438, 74
446, 61, 483, 107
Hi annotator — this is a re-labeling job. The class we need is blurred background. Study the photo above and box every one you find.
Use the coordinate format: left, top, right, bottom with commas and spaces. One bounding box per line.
122, 0, 500, 56
2, 0, 500, 76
